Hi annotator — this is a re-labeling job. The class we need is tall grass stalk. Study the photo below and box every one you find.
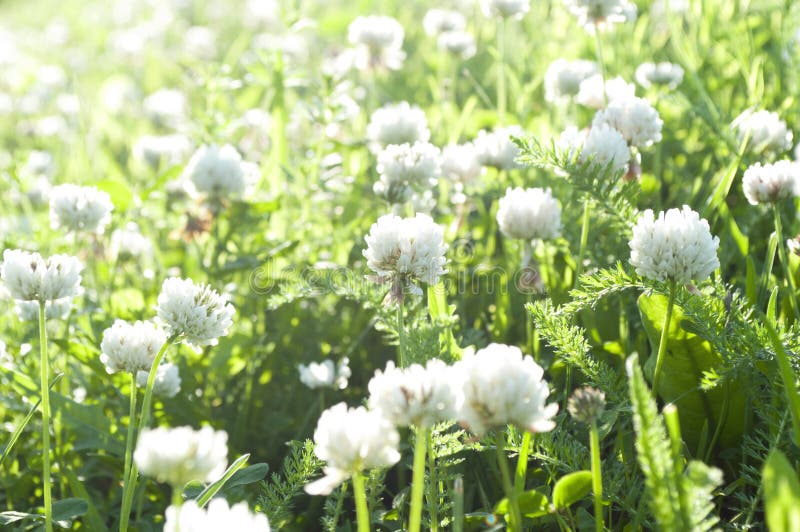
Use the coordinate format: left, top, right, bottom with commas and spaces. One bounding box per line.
652, 280, 677, 396
352, 472, 370, 532
772, 205, 800, 321
38, 301, 53, 532
495, 431, 522, 531
408, 426, 429, 532
590, 421, 604, 532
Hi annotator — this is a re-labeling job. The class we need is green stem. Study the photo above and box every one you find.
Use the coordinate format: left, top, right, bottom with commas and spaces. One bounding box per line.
171, 488, 183, 531
652, 281, 677, 396
495, 431, 522, 531
352, 472, 370, 532
119, 337, 174, 532
773, 205, 800, 321
453, 476, 464, 532
575, 197, 591, 284
122, 372, 138, 502
590, 422, 604, 532
513, 431, 531, 496
397, 301, 405, 367
764, 319, 800, 447
759, 231, 778, 307
427, 430, 439, 532
38, 302, 53, 532
408, 427, 429, 532
497, 18, 506, 124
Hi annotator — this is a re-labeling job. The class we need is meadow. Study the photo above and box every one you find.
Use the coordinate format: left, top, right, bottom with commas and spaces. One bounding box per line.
1, 0, 799, 530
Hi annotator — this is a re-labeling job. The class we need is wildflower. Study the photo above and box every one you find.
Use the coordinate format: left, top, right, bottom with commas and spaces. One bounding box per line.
1, 250, 82, 302
298, 358, 351, 390
366, 102, 430, 149
592, 96, 663, 148
788, 236, 800, 257
544, 59, 599, 103
184, 144, 254, 198
742, 161, 799, 205
560, 124, 630, 174
110, 223, 154, 261
347, 15, 405, 71
156, 277, 235, 348
137, 363, 181, 398
363, 213, 448, 301
564, 0, 637, 31
732, 109, 793, 153
576, 75, 636, 109
14, 298, 72, 321
629, 205, 720, 283
134, 426, 228, 488
368, 359, 461, 427
132, 134, 192, 168
100, 320, 166, 374
374, 141, 441, 203
437, 31, 477, 60
143, 88, 187, 129
423, 9, 466, 36
474, 126, 523, 170
164, 499, 270, 532
455, 344, 558, 435
305, 403, 400, 495
441, 143, 482, 184
481, 0, 530, 19
635, 62, 684, 90
568, 387, 606, 424
497, 187, 562, 241
49, 184, 114, 234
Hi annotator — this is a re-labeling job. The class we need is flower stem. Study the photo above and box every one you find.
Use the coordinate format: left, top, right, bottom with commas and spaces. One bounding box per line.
352, 472, 370, 532
427, 430, 439, 532
513, 430, 531, 496
652, 280, 677, 396
38, 302, 53, 532
590, 421, 604, 532
772, 205, 800, 321
408, 426, 429, 532
119, 337, 174, 532
397, 301, 405, 367
497, 18, 506, 124
495, 431, 522, 531
122, 372, 138, 501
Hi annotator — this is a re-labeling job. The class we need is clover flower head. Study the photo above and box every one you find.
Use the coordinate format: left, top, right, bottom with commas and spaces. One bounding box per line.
564, 0, 637, 31
156, 277, 235, 348
100, 320, 167, 374
347, 16, 405, 71
184, 144, 254, 198
423, 9, 467, 36
732, 109, 793, 153
298, 358, 351, 390
742, 160, 799, 205
592, 96, 663, 148
576, 74, 636, 109
164, 500, 270, 532
474, 126, 523, 170
437, 31, 477, 59
1, 250, 82, 302
134, 426, 228, 488
441, 142, 482, 184
635, 62, 684, 90
374, 141, 441, 203
137, 363, 181, 398
497, 187, 562, 241
367, 102, 430, 150
49, 184, 114, 234
545, 59, 599, 103
481, 0, 530, 19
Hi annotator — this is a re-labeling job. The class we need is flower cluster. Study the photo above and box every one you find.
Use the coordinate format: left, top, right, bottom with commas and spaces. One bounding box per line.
184, 144, 254, 198
635, 61, 684, 90
137, 363, 181, 398
164, 499, 270, 532
576, 75, 635, 109
474, 126, 523, 170
441, 143, 482, 184
544, 59, 598, 103
564, 0, 637, 31
100, 320, 166, 374
480, 0, 530, 19
742, 161, 799, 205
298, 358, 351, 390
593, 96, 663, 148
374, 141, 441, 204
156, 277, 235, 348
134, 426, 228, 488
49, 184, 114, 234
732, 109, 793, 152
560, 124, 630, 174
347, 15, 405, 71
1, 250, 83, 302
366, 102, 430, 150
423, 9, 466, 36
497, 187, 562, 241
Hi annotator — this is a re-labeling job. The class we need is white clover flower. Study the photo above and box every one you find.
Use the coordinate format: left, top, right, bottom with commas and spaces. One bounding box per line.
363, 213, 448, 299
561, 123, 630, 174
576, 74, 636, 109
368, 359, 461, 428
788, 236, 800, 256
423, 9, 466, 36
564, 0, 637, 31
497, 187, 562, 241
592, 96, 663, 148
437, 31, 477, 60
742, 161, 799, 205
442, 143, 482, 184
732, 109, 793, 153
132, 134, 192, 168
347, 16, 405, 71
1, 250, 82, 302
184, 26, 217, 60
629, 205, 720, 283
305, 403, 400, 496
156, 277, 235, 348
14, 298, 72, 321
298, 358, 351, 390
474, 126, 523, 170
184, 144, 253, 198
143, 88, 187, 129
544, 59, 599, 103
374, 142, 441, 203
100, 320, 166, 374
49, 184, 114, 234
164, 499, 270, 532
455, 344, 558, 435
366, 102, 430, 150
137, 363, 181, 398
134, 426, 228, 488
635, 62, 684, 90
110, 223, 154, 261
481, 0, 530, 19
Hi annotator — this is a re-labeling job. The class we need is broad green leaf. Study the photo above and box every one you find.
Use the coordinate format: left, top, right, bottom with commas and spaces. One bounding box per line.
494, 489, 549, 517
762, 450, 800, 532
194, 454, 250, 507
219, 463, 269, 491
552, 470, 592, 509
52, 498, 89, 528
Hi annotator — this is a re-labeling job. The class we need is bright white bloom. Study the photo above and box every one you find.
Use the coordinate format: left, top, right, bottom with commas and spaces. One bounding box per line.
143, 88, 187, 128
49, 184, 114, 234
137, 363, 181, 398
305, 403, 400, 496
184, 144, 253, 198
423, 9, 466, 35
564, 0, 637, 31
100, 320, 166, 374
374, 142, 441, 203
134, 426, 228, 487
497, 187, 562, 241
298, 358, 351, 390
164, 499, 270, 532
184, 26, 217, 60
629, 205, 720, 283
474, 126, 523, 170
347, 16, 405, 71
156, 277, 235, 348
368, 359, 460, 427
437, 31, 477, 60
442, 143, 482, 184
363, 213, 448, 297
560, 124, 630, 174
742, 161, 799, 205
110, 223, 154, 261
635, 62, 684, 90
576, 74, 636, 109
544, 59, 598, 103
732, 109, 793, 152
366, 102, 430, 149
481, 0, 530, 19
14, 298, 72, 321
132, 134, 192, 168
788, 237, 800, 256
1, 250, 82, 302
593, 96, 663, 148
456, 344, 558, 435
